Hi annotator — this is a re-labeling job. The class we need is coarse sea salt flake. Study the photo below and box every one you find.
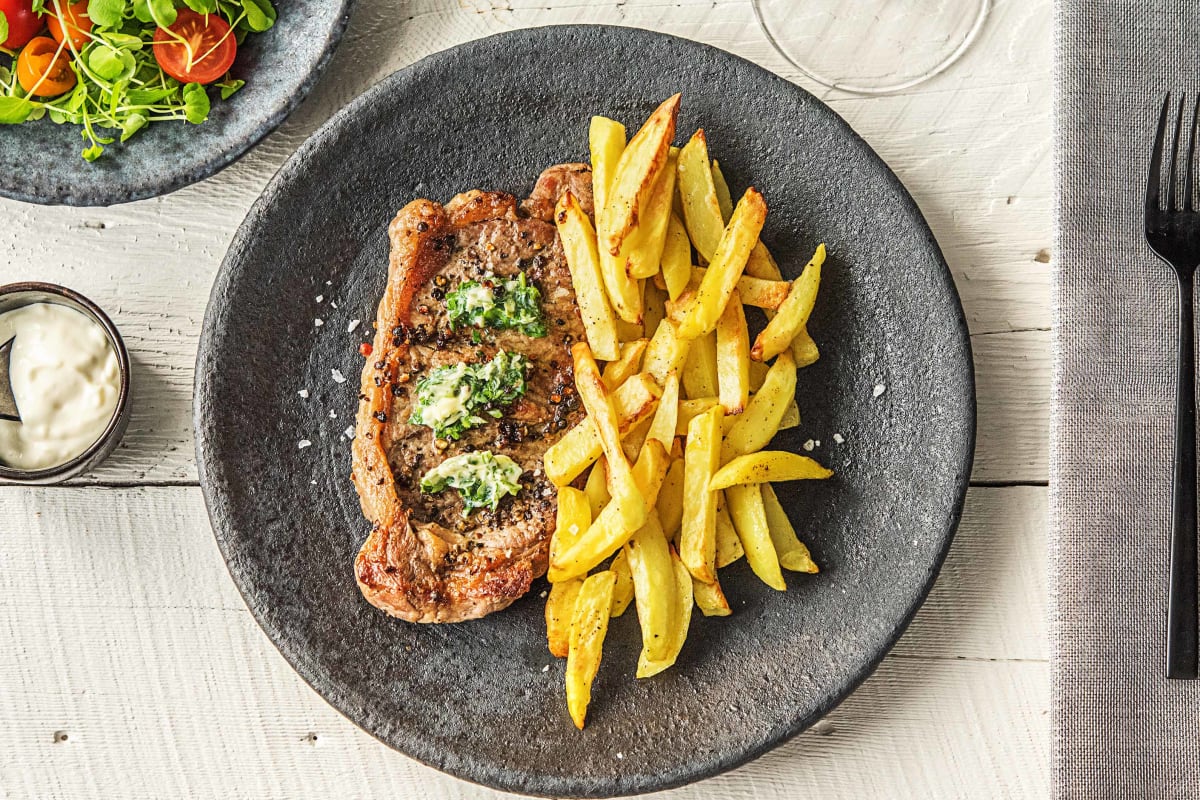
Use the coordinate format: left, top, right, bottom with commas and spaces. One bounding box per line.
833, 433, 845, 444
803, 439, 815, 451
542, 664, 550, 673
314, 318, 324, 327
298, 439, 312, 450
329, 409, 337, 419
316, 295, 324, 303
298, 389, 309, 399
343, 426, 355, 440
331, 369, 346, 384
873, 383, 886, 397
347, 319, 361, 333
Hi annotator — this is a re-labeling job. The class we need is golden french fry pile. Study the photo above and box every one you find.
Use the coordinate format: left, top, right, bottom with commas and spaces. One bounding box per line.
546, 95, 832, 729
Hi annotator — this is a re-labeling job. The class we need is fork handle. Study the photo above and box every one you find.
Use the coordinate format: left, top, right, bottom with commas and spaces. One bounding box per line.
1169, 272, 1199, 679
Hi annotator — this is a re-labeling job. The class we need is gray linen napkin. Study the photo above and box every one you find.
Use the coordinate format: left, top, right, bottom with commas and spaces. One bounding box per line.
1054, 1, 1200, 796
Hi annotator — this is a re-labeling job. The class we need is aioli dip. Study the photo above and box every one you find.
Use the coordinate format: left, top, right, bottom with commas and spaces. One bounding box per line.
0, 303, 120, 471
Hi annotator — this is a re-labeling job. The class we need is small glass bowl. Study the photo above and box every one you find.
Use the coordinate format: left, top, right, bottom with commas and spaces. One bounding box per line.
0, 282, 131, 485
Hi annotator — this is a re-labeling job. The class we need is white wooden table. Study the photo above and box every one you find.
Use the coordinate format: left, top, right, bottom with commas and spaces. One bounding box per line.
0, 1, 1052, 797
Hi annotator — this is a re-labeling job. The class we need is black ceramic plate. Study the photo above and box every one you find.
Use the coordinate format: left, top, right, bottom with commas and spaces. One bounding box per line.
0, 1, 352, 206
195, 26, 975, 798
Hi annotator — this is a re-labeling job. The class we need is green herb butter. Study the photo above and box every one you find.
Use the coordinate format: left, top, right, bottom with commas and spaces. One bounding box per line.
420, 451, 523, 514
408, 350, 529, 439
445, 273, 546, 337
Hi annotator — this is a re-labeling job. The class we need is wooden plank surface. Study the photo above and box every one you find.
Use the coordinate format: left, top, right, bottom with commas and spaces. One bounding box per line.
0, 0, 1053, 796
0, 485, 1048, 799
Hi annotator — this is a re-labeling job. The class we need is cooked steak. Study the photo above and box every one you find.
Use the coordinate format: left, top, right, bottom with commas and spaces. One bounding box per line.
352, 164, 593, 623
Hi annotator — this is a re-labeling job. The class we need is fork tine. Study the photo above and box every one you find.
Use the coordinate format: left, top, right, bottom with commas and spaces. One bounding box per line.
1187, 95, 1199, 211
1169, 96, 1186, 211
1150, 94, 1172, 214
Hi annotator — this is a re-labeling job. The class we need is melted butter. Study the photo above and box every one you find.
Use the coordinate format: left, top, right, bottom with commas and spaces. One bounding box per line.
0, 303, 120, 470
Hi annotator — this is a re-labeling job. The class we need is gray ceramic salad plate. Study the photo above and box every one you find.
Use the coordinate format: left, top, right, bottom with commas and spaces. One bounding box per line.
0, 0, 353, 206
195, 25, 976, 798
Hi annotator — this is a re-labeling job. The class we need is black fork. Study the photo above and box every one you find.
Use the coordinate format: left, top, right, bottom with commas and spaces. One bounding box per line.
1147, 93, 1200, 679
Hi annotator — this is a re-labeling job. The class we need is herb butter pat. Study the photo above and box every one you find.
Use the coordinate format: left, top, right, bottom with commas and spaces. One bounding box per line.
409, 350, 529, 439
445, 273, 546, 337
420, 451, 524, 513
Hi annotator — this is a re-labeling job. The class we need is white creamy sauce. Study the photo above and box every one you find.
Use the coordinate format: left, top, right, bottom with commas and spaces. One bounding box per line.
0, 303, 120, 470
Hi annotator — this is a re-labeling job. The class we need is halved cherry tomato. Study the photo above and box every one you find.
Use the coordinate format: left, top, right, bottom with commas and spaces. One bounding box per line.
16, 35, 75, 97
0, 0, 43, 50
46, 0, 92, 51
152, 9, 235, 86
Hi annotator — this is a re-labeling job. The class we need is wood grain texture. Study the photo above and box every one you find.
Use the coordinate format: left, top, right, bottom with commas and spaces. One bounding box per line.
0, 485, 1047, 799
0, 0, 1053, 796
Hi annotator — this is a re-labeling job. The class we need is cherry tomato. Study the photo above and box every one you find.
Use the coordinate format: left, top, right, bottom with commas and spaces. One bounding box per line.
152, 9, 235, 86
16, 36, 75, 97
0, 0, 43, 50
46, 0, 91, 50
359, 342, 373, 357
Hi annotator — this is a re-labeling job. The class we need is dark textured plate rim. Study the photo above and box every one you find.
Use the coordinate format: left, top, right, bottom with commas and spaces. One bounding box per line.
0, 1, 355, 207
195, 24, 976, 798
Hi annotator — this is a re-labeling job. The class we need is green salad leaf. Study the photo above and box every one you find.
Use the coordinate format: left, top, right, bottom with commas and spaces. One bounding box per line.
408, 350, 530, 440
420, 451, 524, 514
0, 11, 10, 46
445, 273, 547, 338
0, 96, 36, 125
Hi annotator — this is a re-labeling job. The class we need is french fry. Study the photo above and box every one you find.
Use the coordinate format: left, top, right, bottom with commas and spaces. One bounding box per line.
626, 148, 679, 280
600, 246, 644, 324
711, 159, 734, 223
745, 241, 782, 280
573, 343, 645, 532
680, 405, 722, 583
551, 485, 592, 565
675, 396, 720, 435
676, 129, 725, 262
566, 570, 616, 729
671, 189, 767, 339
710, 451, 834, 490
544, 373, 661, 486
589, 116, 626, 219
762, 483, 819, 573
657, 457, 685, 540
690, 267, 791, 311
778, 399, 800, 430
621, 416, 652, 463
748, 359, 769, 392
741, 238, 821, 367
715, 289, 750, 414
661, 212, 692, 301
584, 457, 610, 519
682, 330, 719, 400
725, 352, 796, 456
610, 547, 636, 616
751, 244, 825, 362
636, 549, 693, 678
549, 439, 670, 582
642, 318, 693, 384
626, 511, 675, 662
646, 370, 680, 449
601, 339, 649, 390
715, 490, 744, 567
598, 94, 680, 257
555, 191, 621, 361
546, 578, 582, 657
642, 281, 666, 341
791, 328, 820, 367
725, 483, 786, 591
693, 575, 732, 617
615, 316, 644, 342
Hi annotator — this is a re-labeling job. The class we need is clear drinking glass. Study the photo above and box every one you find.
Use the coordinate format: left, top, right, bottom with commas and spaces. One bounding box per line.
752, 0, 991, 95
